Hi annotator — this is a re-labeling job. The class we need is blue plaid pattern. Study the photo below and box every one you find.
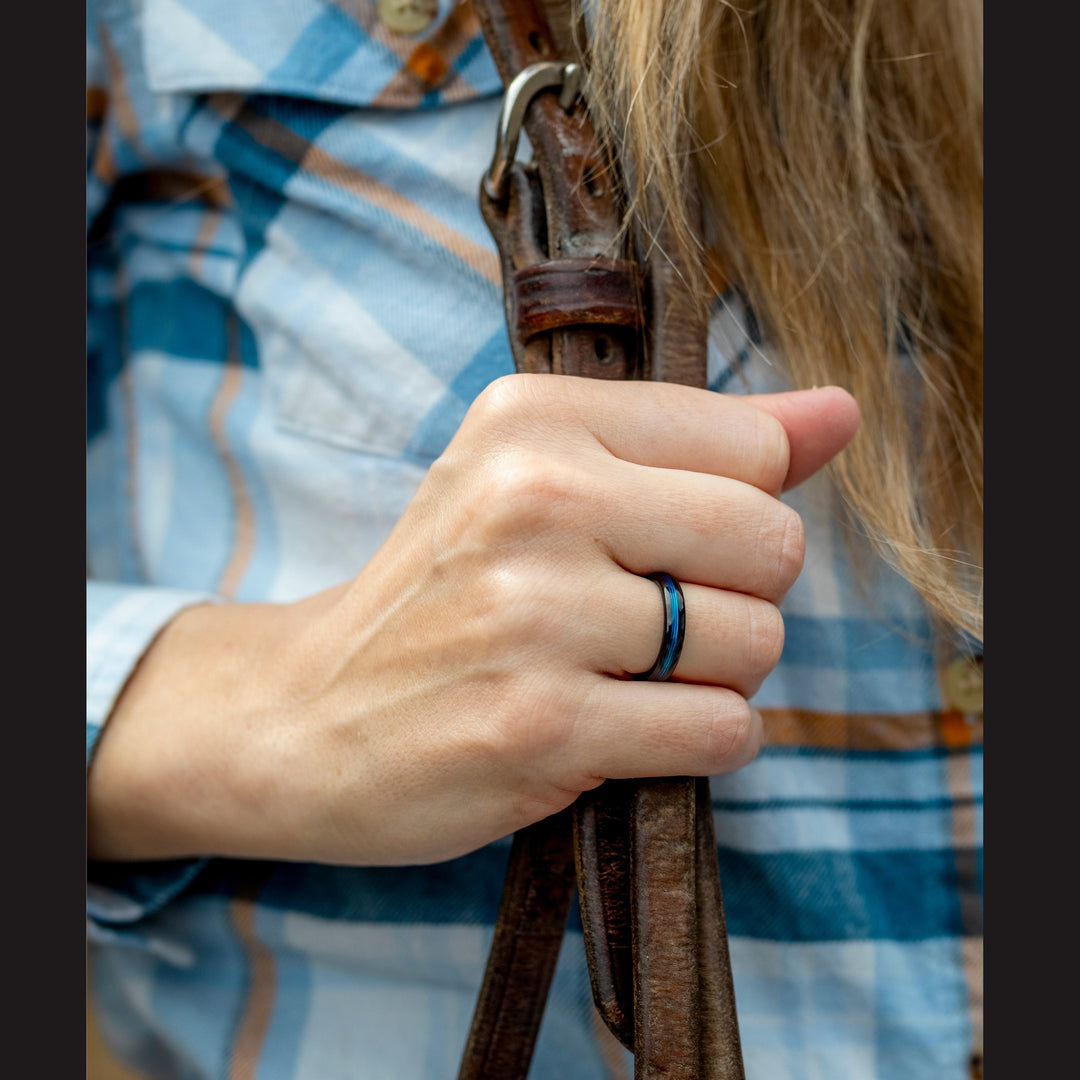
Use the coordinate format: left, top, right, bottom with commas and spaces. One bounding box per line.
87, 2, 983, 1077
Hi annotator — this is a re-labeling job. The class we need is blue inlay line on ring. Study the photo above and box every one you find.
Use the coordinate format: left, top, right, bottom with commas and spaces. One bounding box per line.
633, 572, 686, 681
656, 574, 683, 680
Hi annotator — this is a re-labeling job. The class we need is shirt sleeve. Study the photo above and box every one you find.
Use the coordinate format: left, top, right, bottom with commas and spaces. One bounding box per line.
86, 11, 217, 928
86, 582, 217, 767
86, 582, 218, 931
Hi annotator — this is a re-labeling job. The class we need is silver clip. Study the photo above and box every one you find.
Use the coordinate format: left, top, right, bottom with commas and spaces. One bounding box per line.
484, 61, 582, 202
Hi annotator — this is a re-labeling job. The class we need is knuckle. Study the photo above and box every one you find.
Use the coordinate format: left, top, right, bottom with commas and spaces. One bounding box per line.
752, 411, 791, 492
477, 562, 529, 623
471, 373, 528, 426
501, 669, 581, 764
462, 461, 547, 548
468, 373, 561, 439
435, 375, 543, 474
777, 505, 806, 585
483, 455, 577, 535
702, 693, 759, 773
506, 785, 578, 832
745, 599, 786, 682
476, 566, 572, 663
761, 502, 804, 596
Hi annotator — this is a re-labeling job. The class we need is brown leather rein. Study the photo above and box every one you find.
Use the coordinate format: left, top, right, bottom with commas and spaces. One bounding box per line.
457, 2, 746, 1078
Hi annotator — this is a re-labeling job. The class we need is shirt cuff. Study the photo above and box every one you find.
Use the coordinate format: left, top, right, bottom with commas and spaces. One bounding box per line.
87, 581, 217, 762
87, 582, 218, 923
87, 857, 210, 929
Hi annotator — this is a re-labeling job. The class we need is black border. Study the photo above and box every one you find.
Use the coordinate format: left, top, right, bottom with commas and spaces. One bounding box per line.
984, 0, 1070, 1073
17, 4, 92, 1074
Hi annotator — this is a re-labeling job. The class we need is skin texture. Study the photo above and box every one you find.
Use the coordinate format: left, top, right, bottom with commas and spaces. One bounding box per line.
87, 375, 860, 867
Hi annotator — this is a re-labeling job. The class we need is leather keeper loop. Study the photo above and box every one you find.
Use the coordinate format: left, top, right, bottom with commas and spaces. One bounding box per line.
512, 258, 644, 341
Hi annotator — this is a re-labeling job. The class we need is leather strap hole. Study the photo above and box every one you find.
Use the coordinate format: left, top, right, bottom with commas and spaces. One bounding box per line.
594, 336, 611, 362
583, 164, 606, 198
527, 30, 547, 54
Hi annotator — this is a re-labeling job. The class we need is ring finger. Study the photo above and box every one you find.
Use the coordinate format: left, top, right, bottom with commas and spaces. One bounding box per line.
593, 569, 786, 697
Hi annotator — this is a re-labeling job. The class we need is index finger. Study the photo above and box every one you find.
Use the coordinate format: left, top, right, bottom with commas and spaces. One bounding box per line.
513, 375, 792, 492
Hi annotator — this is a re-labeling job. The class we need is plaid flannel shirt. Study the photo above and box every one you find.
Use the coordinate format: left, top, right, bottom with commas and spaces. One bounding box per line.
86, 2, 984, 1077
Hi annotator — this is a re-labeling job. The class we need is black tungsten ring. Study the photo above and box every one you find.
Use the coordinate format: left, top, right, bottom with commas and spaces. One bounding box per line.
631, 572, 686, 681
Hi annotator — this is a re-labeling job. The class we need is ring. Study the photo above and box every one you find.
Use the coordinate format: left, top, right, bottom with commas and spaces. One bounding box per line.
631, 572, 686, 681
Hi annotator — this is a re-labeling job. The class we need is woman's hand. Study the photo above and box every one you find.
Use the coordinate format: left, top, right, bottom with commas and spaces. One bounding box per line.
87, 375, 859, 867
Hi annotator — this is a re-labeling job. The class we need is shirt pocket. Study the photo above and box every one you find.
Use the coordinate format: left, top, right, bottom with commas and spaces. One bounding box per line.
141, 0, 513, 463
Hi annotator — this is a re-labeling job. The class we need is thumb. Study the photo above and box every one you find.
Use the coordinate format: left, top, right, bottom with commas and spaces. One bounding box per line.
743, 386, 861, 492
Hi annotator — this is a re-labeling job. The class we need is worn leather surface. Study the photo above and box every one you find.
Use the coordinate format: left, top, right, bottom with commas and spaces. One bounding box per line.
457, 807, 577, 1080
459, 2, 744, 1077
473, 0, 637, 382
512, 257, 643, 342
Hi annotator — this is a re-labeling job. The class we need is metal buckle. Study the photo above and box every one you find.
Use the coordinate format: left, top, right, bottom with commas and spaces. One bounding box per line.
484, 61, 582, 202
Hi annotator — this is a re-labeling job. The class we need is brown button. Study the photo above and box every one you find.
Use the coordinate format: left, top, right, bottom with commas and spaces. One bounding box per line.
944, 655, 983, 715
378, 0, 438, 36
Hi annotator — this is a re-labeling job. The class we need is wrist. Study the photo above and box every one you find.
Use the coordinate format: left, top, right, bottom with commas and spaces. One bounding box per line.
86, 599, 297, 862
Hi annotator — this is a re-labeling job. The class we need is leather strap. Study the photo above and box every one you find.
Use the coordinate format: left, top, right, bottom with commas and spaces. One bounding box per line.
512, 257, 643, 342
475, 0, 638, 381
459, 2, 745, 1076
458, 807, 577, 1080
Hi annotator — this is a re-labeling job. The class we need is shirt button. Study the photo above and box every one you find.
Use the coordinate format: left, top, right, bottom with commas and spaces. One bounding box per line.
944, 655, 983, 715
378, 0, 438, 36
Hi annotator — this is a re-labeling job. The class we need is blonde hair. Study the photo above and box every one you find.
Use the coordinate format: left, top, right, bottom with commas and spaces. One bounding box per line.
584, 0, 983, 642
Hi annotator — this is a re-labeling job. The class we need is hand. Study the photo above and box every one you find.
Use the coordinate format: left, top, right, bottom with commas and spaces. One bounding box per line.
87, 375, 859, 866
